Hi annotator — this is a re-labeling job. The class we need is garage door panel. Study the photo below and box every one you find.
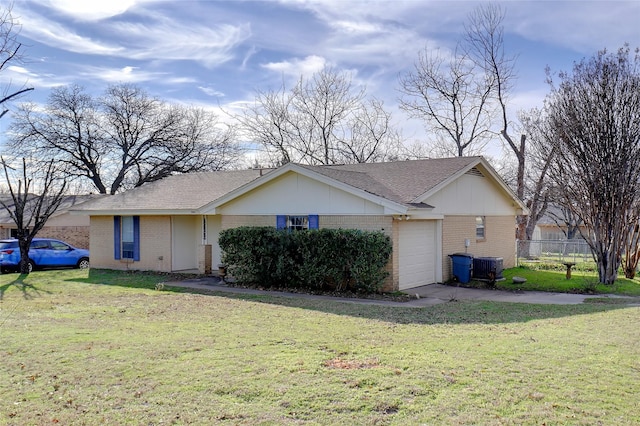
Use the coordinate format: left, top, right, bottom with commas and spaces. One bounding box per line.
398, 221, 436, 290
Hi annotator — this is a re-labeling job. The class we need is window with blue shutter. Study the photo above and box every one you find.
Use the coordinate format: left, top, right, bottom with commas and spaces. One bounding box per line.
276, 215, 319, 231
132, 216, 140, 261
308, 214, 319, 229
114, 215, 140, 260
114, 216, 121, 259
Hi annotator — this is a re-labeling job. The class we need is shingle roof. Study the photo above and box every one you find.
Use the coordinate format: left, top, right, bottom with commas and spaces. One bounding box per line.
0, 194, 103, 224
74, 169, 267, 212
301, 156, 481, 204
73, 157, 495, 214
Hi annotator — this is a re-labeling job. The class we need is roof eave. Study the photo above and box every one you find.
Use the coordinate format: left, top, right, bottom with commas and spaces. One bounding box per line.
70, 209, 202, 216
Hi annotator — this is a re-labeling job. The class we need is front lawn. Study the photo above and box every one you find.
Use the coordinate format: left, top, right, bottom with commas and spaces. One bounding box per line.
1, 269, 640, 425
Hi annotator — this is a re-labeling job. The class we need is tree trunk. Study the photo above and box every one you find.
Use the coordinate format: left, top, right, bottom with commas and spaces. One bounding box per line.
595, 246, 620, 285
18, 237, 30, 274
623, 222, 640, 279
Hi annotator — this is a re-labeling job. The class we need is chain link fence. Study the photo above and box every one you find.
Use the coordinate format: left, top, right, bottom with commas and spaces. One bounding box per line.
516, 239, 592, 265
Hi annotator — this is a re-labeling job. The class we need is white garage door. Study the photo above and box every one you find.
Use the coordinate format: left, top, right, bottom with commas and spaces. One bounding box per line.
398, 220, 437, 290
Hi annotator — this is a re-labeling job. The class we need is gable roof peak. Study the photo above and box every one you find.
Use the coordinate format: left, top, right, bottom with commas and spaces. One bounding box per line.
294, 156, 484, 205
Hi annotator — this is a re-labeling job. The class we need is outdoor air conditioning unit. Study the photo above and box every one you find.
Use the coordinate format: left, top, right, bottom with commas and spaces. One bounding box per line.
473, 257, 504, 281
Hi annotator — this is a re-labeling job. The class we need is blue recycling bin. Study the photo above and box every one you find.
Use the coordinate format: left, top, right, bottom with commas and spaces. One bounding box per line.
449, 253, 473, 284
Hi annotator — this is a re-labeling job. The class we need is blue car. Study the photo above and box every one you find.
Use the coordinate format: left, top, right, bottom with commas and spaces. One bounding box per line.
0, 238, 90, 273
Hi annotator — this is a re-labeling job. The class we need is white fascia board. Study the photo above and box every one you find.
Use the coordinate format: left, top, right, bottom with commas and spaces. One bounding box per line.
405, 210, 445, 220
70, 209, 198, 216
200, 163, 409, 215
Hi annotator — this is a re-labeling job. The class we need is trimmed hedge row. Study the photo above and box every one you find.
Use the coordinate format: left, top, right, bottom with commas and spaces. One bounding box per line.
218, 227, 392, 293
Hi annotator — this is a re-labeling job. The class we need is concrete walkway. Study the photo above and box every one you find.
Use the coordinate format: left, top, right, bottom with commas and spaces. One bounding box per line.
408, 283, 612, 305
162, 277, 632, 307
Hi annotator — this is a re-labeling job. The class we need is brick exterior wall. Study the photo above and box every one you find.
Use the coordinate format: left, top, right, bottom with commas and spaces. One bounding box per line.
36, 226, 90, 249
0, 226, 90, 249
221, 215, 275, 229
90, 216, 172, 272
319, 215, 393, 236
442, 215, 516, 281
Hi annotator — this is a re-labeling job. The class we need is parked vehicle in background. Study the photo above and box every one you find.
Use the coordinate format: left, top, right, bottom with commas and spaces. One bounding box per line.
0, 238, 90, 273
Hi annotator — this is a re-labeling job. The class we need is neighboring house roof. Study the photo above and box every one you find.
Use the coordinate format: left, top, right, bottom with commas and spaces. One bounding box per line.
72, 157, 527, 216
535, 203, 586, 230
0, 194, 103, 225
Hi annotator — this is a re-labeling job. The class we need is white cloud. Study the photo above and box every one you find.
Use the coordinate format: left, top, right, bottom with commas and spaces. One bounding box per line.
198, 86, 225, 97
16, 4, 251, 68
241, 45, 259, 70
331, 20, 381, 34
0, 65, 68, 89
166, 77, 197, 85
7, 66, 32, 75
107, 20, 251, 68
262, 55, 327, 78
40, 0, 151, 21
78, 65, 165, 83
18, 13, 125, 56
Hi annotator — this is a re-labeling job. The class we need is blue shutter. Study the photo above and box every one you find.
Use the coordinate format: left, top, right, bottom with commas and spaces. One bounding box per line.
308, 214, 319, 229
133, 216, 141, 261
114, 216, 121, 260
276, 215, 287, 230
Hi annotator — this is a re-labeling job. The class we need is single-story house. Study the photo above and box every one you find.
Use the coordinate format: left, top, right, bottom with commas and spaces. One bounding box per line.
533, 204, 587, 241
0, 194, 102, 249
71, 156, 527, 291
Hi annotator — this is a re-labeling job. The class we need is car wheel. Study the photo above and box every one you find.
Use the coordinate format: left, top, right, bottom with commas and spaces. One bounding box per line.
28, 260, 35, 273
77, 257, 90, 269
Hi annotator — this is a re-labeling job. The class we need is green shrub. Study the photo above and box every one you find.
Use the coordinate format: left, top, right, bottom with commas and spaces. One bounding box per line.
219, 227, 392, 293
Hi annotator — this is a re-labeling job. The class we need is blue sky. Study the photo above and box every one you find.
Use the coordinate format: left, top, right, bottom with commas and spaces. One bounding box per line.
3, 0, 640, 156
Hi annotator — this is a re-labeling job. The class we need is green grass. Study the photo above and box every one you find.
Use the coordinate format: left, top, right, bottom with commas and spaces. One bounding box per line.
493, 266, 640, 296
1, 269, 640, 424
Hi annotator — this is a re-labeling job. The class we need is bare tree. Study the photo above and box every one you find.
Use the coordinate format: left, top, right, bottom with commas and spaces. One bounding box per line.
10, 85, 108, 191
0, 158, 67, 274
517, 107, 558, 241
9, 83, 243, 194
0, 5, 33, 119
398, 45, 495, 156
464, 4, 529, 238
546, 45, 640, 284
236, 67, 401, 166
399, 5, 538, 238
341, 98, 402, 163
